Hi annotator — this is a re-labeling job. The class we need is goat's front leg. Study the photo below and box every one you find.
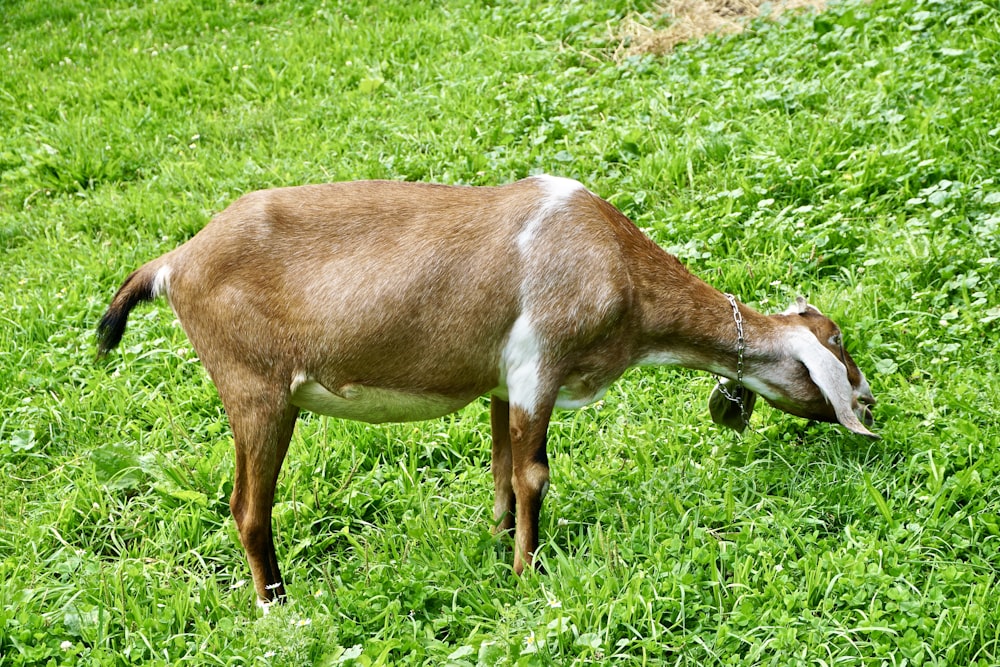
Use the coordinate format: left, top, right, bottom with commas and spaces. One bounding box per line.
221, 382, 299, 606
490, 396, 516, 535
508, 400, 553, 575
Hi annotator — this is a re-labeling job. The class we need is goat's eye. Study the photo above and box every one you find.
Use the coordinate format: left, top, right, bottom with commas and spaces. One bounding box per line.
829, 334, 843, 348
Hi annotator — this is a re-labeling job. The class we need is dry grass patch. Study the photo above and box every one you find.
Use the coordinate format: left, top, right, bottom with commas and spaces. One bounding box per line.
614, 0, 830, 58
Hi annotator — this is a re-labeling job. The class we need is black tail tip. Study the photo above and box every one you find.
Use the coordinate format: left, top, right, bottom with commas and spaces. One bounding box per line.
96, 267, 160, 358
96, 308, 128, 357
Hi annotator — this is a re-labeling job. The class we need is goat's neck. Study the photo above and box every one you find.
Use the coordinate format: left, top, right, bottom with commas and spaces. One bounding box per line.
632, 260, 780, 383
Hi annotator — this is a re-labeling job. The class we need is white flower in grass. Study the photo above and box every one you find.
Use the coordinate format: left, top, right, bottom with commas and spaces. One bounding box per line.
60, 641, 73, 651
547, 597, 562, 609
524, 630, 537, 651
295, 617, 312, 627
263, 650, 276, 658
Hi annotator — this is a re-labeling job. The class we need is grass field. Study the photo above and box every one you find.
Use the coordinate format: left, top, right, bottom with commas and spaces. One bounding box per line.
2, 0, 999, 664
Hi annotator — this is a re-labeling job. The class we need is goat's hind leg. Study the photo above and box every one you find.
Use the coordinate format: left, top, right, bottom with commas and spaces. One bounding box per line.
490, 396, 516, 535
219, 379, 299, 605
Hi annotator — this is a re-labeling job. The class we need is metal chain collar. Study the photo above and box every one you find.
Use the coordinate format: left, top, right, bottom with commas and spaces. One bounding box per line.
715, 293, 747, 420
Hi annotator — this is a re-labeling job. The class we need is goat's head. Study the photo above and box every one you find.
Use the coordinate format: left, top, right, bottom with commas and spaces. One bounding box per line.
710, 297, 878, 438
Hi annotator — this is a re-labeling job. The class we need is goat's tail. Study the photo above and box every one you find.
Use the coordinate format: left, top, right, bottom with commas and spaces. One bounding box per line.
97, 258, 171, 357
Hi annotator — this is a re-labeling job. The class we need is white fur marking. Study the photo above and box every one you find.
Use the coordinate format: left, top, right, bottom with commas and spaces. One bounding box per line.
634, 350, 689, 367
515, 217, 541, 253
516, 175, 585, 253
535, 174, 586, 201
554, 386, 609, 410
635, 350, 737, 380
151, 265, 172, 297
500, 313, 543, 416
289, 374, 468, 423
506, 177, 591, 412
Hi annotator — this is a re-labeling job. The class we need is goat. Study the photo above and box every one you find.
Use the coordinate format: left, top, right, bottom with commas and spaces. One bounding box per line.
97, 175, 877, 606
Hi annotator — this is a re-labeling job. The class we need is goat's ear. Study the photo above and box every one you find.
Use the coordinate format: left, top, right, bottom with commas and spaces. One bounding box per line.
790, 332, 879, 439
784, 296, 810, 315
709, 380, 758, 433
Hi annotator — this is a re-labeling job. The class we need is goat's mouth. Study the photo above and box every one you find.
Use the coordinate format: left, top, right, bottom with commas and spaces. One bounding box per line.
858, 405, 875, 426
856, 396, 876, 426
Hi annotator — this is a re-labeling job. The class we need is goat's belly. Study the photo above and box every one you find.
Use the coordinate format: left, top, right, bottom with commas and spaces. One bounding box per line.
289, 379, 471, 424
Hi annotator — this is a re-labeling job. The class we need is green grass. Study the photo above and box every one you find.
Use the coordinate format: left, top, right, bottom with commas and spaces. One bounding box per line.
2, 0, 999, 664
